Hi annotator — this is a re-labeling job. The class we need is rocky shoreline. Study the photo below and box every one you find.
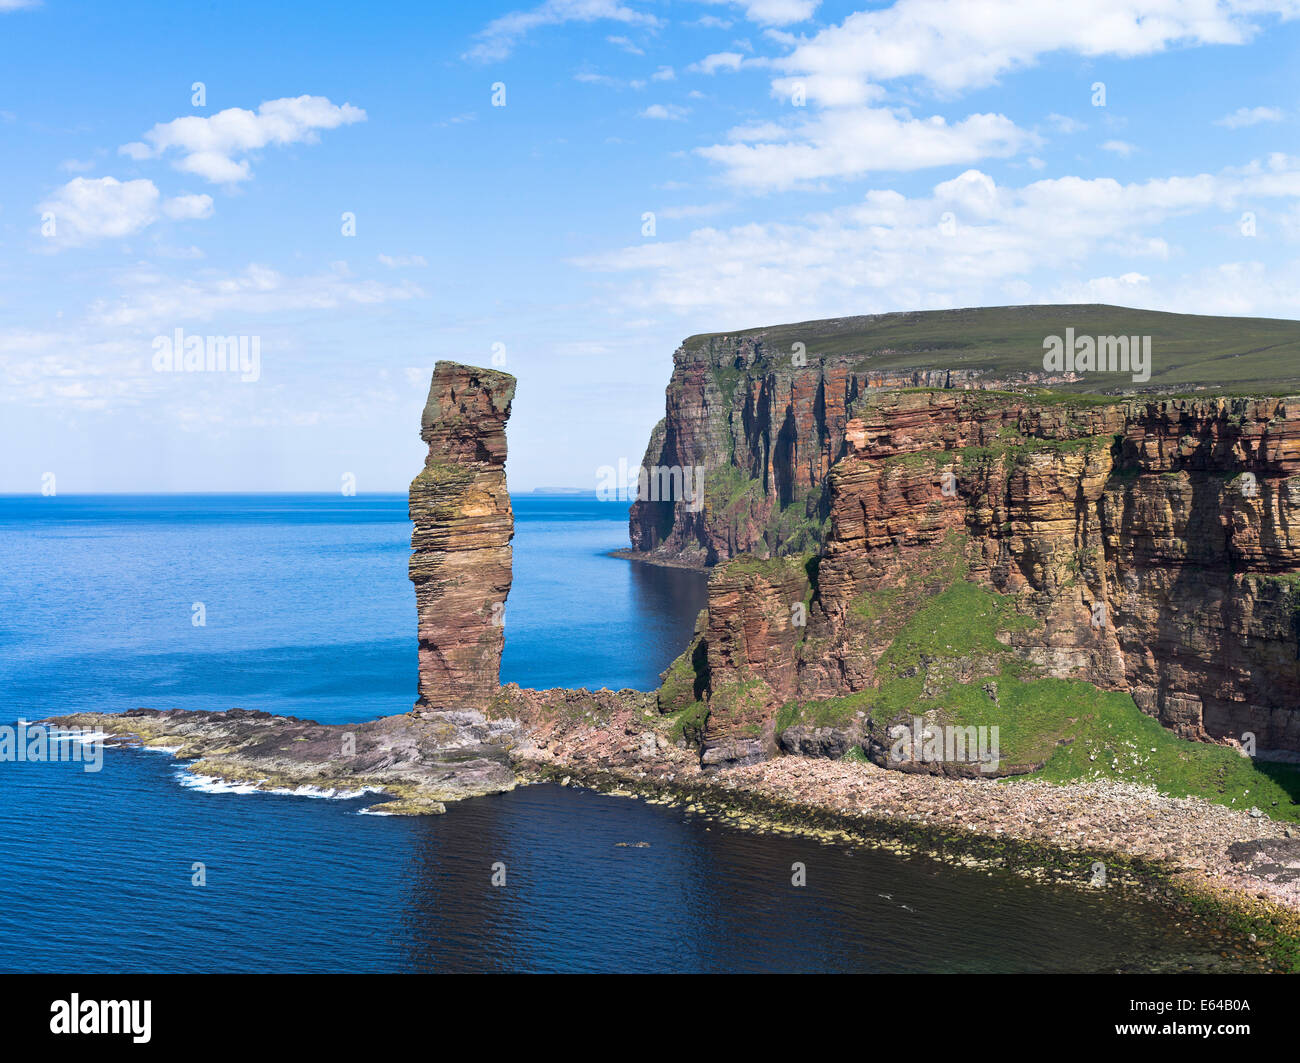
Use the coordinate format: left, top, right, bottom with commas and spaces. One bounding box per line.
43, 707, 525, 815
47, 697, 1300, 970
506, 695, 1300, 970
606, 547, 708, 571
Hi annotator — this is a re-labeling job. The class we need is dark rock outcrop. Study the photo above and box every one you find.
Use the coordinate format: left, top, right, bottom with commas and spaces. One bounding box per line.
409, 361, 516, 714
44, 708, 524, 813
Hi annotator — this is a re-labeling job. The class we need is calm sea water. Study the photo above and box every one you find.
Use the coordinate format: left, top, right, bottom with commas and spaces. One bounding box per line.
0, 495, 1244, 972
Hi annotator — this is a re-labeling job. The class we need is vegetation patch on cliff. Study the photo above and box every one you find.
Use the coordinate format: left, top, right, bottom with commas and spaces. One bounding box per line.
1023, 688, 1300, 823
848, 530, 969, 635
793, 564, 1300, 820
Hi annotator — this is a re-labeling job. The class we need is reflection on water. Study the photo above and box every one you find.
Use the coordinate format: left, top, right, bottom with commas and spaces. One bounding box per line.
396, 785, 1245, 973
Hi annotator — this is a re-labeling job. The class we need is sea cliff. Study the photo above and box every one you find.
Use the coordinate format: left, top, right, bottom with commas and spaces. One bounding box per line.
628, 307, 1300, 770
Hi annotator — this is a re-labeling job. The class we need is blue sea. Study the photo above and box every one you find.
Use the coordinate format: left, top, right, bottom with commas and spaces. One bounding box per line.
0, 495, 1247, 972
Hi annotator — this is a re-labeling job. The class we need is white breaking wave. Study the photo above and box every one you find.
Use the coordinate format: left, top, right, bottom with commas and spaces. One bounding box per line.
46, 730, 114, 744
172, 767, 383, 801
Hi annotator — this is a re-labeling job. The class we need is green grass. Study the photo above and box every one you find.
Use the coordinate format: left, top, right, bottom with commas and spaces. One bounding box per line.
880, 450, 951, 471
874, 577, 1039, 674
704, 463, 757, 509
1023, 681, 1300, 821
708, 678, 770, 723
685, 304, 1300, 394
702, 464, 767, 546
718, 553, 806, 579
702, 463, 827, 558
849, 529, 969, 625
665, 699, 710, 744
800, 561, 1300, 821
956, 434, 1116, 470
785, 690, 875, 728
775, 700, 800, 733
657, 644, 702, 715
767, 486, 827, 555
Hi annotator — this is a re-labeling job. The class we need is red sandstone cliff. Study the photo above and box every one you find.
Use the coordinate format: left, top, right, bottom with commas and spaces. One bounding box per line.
409, 361, 516, 714
666, 392, 1300, 764
637, 311, 1300, 765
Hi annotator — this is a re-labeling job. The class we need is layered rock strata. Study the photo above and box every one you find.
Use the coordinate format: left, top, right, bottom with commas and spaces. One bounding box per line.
629, 329, 1086, 563
409, 361, 516, 713
628, 306, 1300, 565
659, 389, 1300, 763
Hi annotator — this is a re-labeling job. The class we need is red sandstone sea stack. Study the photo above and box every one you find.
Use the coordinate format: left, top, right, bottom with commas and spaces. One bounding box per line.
409, 361, 516, 714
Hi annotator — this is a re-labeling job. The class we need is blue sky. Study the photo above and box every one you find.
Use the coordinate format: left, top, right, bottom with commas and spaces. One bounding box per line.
2, 0, 1299, 493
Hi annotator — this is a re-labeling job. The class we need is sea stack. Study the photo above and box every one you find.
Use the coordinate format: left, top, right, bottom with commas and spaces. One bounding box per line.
409, 361, 516, 714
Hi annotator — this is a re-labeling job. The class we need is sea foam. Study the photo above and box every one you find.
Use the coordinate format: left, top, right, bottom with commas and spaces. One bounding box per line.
172, 767, 382, 801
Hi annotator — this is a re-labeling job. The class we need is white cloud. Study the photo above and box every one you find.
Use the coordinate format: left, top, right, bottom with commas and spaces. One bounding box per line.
698, 107, 1037, 190
161, 193, 215, 220
696, 1, 819, 27
0, 330, 140, 410
155, 244, 206, 260
0, 262, 429, 420
769, 73, 883, 107
88, 262, 424, 329
466, 0, 659, 62
744, 0, 818, 22
1049, 271, 1151, 304
573, 156, 1300, 321
378, 253, 429, 268
1101, 139, 1137, 156
641, 103, 690, 120
606, 34, 644, 53
1216, 105, 1285, 128
689, 51, 745, 73
0, 1, 40, 9
683, 1, 1285, 191
659, 201, 735, 219
652, 65, 676, 80
37, 177, 212, 247
1053, 261, 1300, 317
120, 95, 366, 184
1047, 113, 1086, 134
771, 0, 1300, 101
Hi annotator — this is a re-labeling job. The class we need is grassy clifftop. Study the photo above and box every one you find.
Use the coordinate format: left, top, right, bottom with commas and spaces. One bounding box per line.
684, 304, 1300, 394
